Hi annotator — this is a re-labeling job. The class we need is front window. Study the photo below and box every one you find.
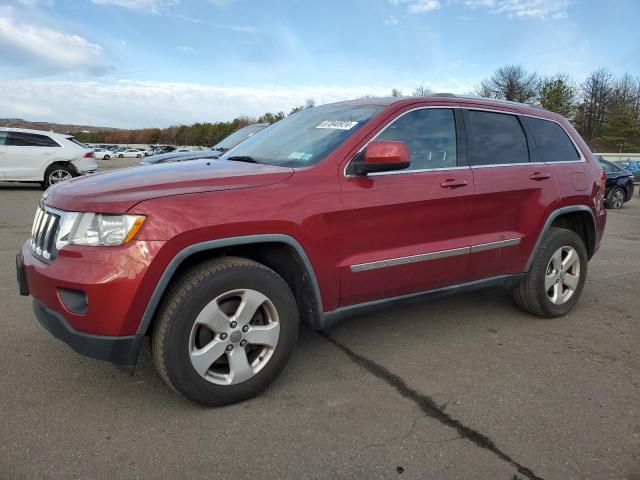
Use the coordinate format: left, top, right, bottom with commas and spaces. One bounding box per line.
376, 108, 457, 170
221, 104, 384, 167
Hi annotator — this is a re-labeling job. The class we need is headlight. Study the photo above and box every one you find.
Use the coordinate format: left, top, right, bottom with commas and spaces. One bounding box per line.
67, 213, 145, 246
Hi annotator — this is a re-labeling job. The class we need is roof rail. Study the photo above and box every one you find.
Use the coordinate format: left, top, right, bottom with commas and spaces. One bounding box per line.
432, 93, 546, 110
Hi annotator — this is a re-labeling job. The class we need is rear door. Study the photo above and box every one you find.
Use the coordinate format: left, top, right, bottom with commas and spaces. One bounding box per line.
464, 109, 560, 280
521, 116, 586, 203
339, 106, 474, 306
5, 132, 60, 181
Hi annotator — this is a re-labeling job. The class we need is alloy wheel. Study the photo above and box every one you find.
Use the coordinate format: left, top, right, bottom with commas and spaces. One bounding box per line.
188, 289, 280, 385
545, 246, 580, 305
48, 169, 73, 185
612, 189, 624, 209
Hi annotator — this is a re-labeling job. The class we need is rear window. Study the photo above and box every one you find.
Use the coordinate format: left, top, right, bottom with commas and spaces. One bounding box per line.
0, 131, 7, 146
599, 159, 625, 174
466, 110, 529, 166
524, 117, 580, 163
66, 137, 87, 148
6, 132, 60, 147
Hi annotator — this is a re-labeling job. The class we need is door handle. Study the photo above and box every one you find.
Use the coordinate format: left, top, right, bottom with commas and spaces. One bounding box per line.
530, 172, 551, 181
440, 179, 468, 188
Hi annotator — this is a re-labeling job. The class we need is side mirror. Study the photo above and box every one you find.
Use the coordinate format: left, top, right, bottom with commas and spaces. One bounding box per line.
353, 140, 410, 176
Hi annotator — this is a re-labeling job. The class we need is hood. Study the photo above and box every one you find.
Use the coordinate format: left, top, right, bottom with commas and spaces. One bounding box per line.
45, 159, 294, 213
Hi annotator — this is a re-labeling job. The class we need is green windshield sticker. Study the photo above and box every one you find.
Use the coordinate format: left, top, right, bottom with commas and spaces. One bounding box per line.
288, 152, 314, 161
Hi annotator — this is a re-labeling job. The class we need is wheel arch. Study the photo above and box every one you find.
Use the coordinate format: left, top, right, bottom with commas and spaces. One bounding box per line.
136, 234, 324, 336
525, 205, 597, 271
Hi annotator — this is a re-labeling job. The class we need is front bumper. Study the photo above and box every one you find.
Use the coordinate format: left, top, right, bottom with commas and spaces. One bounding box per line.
18, 237, 169, 366
33, 300, 143, 366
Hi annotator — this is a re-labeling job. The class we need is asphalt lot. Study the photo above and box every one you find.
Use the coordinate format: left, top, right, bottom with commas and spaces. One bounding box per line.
1, 163, 639, 479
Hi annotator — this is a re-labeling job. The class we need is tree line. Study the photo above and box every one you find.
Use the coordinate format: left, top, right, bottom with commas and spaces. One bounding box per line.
391, 66, 640, 152
75, 66, 639, 153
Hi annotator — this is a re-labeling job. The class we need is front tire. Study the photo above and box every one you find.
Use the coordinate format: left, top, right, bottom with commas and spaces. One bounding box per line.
605, 187, 625, 209
152, 257, 299, 406
103, 154, 110, 160
118, 154, 124, 158
136, 154, 142, 158
512, 227, 588, 318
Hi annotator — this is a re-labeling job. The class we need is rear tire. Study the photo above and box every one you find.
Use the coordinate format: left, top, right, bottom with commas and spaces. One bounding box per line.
152, 257, 299, 406
512, 227, 588, 318
136, 154, 142, 158
43, 163, 75, 189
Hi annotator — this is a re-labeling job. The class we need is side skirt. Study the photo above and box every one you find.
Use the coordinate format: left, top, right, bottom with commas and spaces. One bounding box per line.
316, 274, 525, 330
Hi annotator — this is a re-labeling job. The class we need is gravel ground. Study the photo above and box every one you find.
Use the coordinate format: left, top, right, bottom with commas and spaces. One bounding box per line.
0, 169, 638, 479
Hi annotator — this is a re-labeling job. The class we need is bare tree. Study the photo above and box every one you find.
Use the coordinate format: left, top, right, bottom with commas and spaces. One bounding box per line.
390, 88, 403, 97
476, 65, 539, 103
538, 74, 576, 118
412, 85, 432, 97
574, 69, 613, 140
305, 98, 316, 109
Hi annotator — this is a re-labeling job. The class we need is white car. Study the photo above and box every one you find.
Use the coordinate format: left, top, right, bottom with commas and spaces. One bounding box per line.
93, 147, 114, 160
0, 128, 97, 188
116, 148, 145, 158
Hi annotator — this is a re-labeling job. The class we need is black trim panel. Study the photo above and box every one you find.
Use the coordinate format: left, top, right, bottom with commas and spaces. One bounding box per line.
317, 274, 524, 330
33, 300, 143, 366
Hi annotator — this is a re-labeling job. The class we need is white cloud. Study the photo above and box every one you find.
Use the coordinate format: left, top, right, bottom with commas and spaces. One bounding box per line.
384, 15, 399, 25
391, 0, 441, 13
464, 0, 570, 19
0, 79, 478, 128
408, 0, 441, 13
0, 15, 105, 75
177, 45, 196, 53
391, 0, 570, 18
90, 0, 177, 13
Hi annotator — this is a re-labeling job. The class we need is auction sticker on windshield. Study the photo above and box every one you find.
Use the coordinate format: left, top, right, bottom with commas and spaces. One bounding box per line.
316, 120, 359, 130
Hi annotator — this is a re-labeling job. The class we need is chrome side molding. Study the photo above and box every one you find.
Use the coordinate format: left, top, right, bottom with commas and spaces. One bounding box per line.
350, 237, 521, 272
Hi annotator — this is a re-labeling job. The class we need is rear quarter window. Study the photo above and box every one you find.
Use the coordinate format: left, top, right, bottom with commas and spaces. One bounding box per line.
524, 117, 580, 163
466, 110, 530, 166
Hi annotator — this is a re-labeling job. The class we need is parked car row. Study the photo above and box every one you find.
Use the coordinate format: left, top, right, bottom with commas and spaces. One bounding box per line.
140, 123, 269, 166
614, 159, 640, 182
597, 157, 635, 209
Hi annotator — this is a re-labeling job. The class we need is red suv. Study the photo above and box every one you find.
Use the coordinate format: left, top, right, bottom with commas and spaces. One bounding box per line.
17, 95, 607, 406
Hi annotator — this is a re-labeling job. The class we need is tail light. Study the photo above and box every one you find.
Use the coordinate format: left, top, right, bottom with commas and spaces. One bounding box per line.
599, 169, 606, 192
83, 152, 95, 158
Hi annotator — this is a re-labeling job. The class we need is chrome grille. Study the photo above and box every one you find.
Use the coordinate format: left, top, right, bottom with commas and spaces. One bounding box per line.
31, 205, 61, 262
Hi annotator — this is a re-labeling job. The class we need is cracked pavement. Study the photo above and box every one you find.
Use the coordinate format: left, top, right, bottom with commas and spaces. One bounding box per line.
1, 169, 639, 479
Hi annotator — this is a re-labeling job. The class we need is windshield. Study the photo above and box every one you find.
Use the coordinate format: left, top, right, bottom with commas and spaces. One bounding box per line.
221, 104, 384, 167
214, 124, 268, 150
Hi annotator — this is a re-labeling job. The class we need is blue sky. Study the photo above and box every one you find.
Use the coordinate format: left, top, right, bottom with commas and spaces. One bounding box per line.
0, 0, 638, 127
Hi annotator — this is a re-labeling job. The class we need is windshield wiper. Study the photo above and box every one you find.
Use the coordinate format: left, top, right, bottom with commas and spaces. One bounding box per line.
226, 155, 262, 164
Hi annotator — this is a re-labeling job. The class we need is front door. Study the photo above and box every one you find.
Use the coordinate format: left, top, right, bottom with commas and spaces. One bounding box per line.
338, 107, 474, 306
